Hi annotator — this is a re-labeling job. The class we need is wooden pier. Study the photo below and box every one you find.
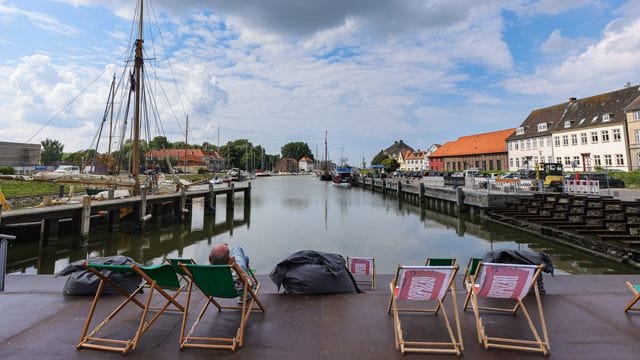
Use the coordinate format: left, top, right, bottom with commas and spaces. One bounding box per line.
0, 183, 251, 245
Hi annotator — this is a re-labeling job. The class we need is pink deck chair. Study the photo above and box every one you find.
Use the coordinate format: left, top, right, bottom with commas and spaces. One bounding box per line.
346, 256, 375, 289
388, 265, 463, 356
468, 262, 550, 356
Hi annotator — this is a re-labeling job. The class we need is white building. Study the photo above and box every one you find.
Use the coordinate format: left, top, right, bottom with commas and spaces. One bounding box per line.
298, 156, 315, 172
508, 86, 640, 172
400, 150, 428, 171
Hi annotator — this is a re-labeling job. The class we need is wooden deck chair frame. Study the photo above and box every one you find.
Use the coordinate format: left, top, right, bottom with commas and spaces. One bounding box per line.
388, 265, 463, 356
624, 281, 640, 312
468, 262, 550, 356
179, 259, 265, 352
166, 257, 196, 285
462, 257, 483, 311
77, 263, 185, 354
346, 256, 376, 289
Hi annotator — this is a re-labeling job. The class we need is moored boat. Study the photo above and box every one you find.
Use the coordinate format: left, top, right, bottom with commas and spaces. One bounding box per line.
332, 166, 353, 188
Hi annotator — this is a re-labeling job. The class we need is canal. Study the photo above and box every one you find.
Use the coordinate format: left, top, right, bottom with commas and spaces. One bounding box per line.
6, 176, 639, 275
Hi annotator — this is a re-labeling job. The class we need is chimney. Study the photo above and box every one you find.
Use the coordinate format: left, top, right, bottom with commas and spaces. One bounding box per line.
569, 97, 577, 102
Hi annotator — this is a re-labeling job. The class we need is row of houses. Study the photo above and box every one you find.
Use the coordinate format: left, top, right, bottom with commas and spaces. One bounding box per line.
406, 85, 640, 173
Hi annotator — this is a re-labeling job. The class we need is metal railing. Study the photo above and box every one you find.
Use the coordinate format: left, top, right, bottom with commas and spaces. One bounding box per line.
0, 234, 16, 292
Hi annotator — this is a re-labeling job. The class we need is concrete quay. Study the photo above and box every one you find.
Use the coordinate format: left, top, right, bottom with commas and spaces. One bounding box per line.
1, 273, 640, 359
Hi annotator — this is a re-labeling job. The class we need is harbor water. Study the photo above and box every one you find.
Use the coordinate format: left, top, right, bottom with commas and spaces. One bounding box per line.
6, 176, 638, 275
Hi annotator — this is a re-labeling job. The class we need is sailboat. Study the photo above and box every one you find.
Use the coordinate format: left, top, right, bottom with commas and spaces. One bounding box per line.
319, 130, 332, 181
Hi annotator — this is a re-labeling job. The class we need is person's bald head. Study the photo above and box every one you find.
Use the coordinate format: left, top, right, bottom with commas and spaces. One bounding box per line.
209, 243, 230, 264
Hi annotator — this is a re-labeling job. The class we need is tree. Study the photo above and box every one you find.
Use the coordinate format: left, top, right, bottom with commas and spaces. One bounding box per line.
281, 142, 313, 160
382, 158, 400, 173
41, 138, 64, 165
371, 150, 389, 165
148, 136, 170, 150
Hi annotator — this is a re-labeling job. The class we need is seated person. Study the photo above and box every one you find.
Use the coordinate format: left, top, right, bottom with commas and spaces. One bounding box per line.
209, 243, 253, 291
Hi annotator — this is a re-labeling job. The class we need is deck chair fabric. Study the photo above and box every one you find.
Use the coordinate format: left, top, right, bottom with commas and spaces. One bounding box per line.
347, 256, 376, 289
425, 258, 456, 266
166, 257, 196, 284
179, 260, 265, 352
462, 257, 483, 311
77, 263, 185, 354
389, 265, 463, 356
624, 281, 640, 312
468, 262, 549, 356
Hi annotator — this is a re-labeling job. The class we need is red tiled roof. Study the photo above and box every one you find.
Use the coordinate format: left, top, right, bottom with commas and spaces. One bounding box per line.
146, 148, 212, 163
430, 128, 515, 157
299, 156, 313, 162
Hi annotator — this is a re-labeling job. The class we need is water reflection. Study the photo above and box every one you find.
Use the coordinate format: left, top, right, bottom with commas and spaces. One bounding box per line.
6, 176, 638, 275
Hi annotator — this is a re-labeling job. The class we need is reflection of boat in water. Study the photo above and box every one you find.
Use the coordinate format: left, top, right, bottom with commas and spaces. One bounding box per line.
332, 166, 353, 188
255, 170, 272, 177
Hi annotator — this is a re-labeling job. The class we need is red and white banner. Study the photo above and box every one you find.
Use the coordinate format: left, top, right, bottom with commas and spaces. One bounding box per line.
348, 257, 373, 275
476, 263, 537, 300
395, 266, 453, 301
564, 179, 599, 194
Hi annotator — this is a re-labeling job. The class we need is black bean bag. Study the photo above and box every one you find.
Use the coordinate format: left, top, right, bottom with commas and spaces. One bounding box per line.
56, 255, 142, 295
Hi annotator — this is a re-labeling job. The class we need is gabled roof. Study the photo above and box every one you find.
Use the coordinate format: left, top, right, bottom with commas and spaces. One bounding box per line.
383, 140, 414, 156
146, 148, 210, 162
299, 156, 313, 162
430, 128, 515, 157
405, 150, 426, 160
625, 95, 640, 112
509, 85, 640, 140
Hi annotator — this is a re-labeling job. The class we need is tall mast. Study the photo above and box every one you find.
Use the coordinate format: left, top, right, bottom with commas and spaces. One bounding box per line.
132, 0, 144, 192
324, 130, 328, 172
107, 73, 115, 155
184, 114, 188, 173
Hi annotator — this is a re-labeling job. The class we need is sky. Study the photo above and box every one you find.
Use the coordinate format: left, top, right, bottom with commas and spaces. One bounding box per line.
1, 0, 640, 165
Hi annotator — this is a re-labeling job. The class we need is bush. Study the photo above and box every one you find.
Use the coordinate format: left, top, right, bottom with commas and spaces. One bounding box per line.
609, 170, 640, 188
0, 166, 15, 175
197, 168, 209, 174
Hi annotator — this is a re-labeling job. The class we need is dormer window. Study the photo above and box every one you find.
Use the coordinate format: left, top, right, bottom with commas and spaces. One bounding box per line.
592, 116, 598, 122
578, 118, 585, 125
602, 113, 611, 122
516, 127, 525, 135
564, 120, 571, 128
537, 123, 547, 132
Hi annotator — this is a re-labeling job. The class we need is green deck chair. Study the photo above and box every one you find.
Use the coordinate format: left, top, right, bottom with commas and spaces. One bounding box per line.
179, 260, 265, 352
624, 281, 640, 312
77, 263, 185, 354
166, 257, 196, 285
462, 258, 483, 311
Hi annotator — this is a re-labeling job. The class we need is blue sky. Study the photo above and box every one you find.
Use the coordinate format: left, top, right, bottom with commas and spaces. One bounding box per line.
1, 0, 639, 164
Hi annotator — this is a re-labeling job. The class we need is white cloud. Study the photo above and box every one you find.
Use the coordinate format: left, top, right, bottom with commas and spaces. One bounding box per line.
0, 1, 79, 36
539, 29, 592, 56
504, 18, 640, 97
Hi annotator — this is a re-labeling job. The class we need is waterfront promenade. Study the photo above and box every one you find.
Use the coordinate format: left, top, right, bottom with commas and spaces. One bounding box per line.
2, 273, 640, 359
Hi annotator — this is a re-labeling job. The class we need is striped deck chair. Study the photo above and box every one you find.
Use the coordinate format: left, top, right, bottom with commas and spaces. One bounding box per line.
468, 262, 549, 356
462, 257, 483, 311
179, 259, 265, 352
347, 256, 376, 289
388, 265, 463, 356
624, 281, 640, 312
77, 263, 185, 354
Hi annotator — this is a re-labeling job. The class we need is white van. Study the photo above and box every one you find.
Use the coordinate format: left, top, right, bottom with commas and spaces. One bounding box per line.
54, 165, 80, 174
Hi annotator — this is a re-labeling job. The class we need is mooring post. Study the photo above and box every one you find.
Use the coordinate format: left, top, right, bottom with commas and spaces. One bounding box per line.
139, 185, 152, 228
227, 183, 235, 211
381, 179, 386, 196
455, 186, 464, 214
0, 233, 15, 292
180, 186, 189, 218
208, 183, 216, 213
80, 195, 91, 239
58, 184, 64, 199
419, 182, 425, 210
397, 181, 402, 204
107, 189, 120, 231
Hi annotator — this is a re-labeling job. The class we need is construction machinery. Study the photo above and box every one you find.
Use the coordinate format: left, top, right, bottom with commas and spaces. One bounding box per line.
535, 162, 564, 192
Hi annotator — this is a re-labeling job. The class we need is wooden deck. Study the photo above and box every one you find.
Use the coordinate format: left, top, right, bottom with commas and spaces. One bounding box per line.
1, 274, 640, 359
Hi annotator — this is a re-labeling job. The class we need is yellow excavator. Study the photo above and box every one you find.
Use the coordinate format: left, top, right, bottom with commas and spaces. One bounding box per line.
535, 163, 564, 192
0, 189, 10, 210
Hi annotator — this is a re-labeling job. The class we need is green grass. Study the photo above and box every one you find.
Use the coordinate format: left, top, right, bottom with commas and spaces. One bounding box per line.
0, 180, 72, 198
609, 171, 640, 189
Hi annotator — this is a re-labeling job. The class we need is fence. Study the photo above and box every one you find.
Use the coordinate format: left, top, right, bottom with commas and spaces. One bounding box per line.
563, 179, 600, 195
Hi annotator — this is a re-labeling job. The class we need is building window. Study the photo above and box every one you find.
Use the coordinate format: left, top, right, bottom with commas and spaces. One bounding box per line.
482, 160, 487, 170
591, 131, 598, 143
616, 154, 624, 165
634, 111, 640, 121
526, 140, 530, 149
554, 136, 560, 146
532, 139, 537, 149
636, 130, 640, 144
508, 142, 512, 150
489, 160, 494, 170
573, 156, 580, 166
564, 157, 571, 165
509, 158, 513, 167
514, 142, 519, 150
537, 123, 547, 132
564, 120, 571, 128
539, 138, 544, 148
497, 159, 501, 170
601, 130, 610, 142
515, 158, 520, 167
556, 157, 562, 164
580, 133, 588, 144
475, 160, 479, 168
571, 134, 578, 145
602, 113, 611, 122
562, 135, 569, 146
516, 127, 525, 135
613, 128, 621, 141
594, 155, 601, 166
520, 140, 524, 149
604, 155, 612, 166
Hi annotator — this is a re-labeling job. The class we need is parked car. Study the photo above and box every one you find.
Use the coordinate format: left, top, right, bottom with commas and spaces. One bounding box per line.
566, 173, 625, 188
54, 165, 80, 174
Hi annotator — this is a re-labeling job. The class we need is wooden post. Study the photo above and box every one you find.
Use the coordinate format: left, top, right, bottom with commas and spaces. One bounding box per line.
208, 183, 215, 214
41, 219, 59, 246
227, 183, 235, 211
107, 189, 119, 231
397, 181, 402, 204
139, 185, 147, 227
419, 182, 425, 210
80, 195, 91, 239
58, 185, 64, 198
